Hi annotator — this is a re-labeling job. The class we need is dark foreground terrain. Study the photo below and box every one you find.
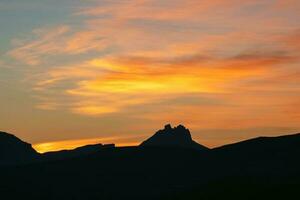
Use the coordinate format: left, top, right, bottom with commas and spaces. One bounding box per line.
1, 125, 300, 199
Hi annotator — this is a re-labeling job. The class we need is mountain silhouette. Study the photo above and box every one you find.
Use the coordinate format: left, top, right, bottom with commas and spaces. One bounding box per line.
140, 124, 208, 150
42, 143, 115, 161
214, 133, 300, 153
0, 131, 39, 165
211, 133, 300, 165
0, 126, 300, 200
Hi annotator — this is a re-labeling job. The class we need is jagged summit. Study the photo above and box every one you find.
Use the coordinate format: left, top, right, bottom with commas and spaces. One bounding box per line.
140, 124, 208, 150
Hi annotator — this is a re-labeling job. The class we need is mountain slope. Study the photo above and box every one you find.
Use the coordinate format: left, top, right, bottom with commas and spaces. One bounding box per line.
0, 131, 39, 165
213, 132, 300, 156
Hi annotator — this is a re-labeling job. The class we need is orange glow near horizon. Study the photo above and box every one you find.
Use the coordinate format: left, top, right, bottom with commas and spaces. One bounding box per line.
33, 137, 140, 153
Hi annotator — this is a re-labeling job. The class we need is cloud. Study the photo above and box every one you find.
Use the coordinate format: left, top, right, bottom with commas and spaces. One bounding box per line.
8, 25, 107, 65
9, 0, 292, 66
8, 0, 299, 69
283, 29, 300, 51
77, 0, 267, 22
30, 46, 299, 116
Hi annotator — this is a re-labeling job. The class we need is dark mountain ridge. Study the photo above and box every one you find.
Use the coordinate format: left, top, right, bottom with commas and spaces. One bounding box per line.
212, 132, 300, 160
214, 132, 300, 151
42, 143, 115, 161
0, 131, 39, 165
1, 125, 300, 200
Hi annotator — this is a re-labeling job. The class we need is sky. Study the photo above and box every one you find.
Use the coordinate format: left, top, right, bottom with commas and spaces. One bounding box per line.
1, 0, 300, 153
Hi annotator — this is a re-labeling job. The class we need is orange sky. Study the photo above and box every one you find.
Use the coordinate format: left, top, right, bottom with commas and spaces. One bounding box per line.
0, 0, 300, 153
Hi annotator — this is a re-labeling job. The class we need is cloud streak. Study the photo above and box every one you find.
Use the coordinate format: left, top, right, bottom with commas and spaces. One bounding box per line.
8, 26, 107, 65
31, 49, 298, 116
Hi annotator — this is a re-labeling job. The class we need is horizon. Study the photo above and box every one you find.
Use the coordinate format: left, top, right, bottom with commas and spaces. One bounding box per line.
2, 123, 300, 153
29, 127, 300, 153
1, 1, 300, 153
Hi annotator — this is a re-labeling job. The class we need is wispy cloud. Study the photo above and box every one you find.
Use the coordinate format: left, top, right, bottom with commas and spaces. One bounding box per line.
8, 25, 107, 65
30, 48, 298, 116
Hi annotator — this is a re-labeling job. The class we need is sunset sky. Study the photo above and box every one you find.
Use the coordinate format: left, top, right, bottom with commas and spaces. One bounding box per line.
1, 0, 300, 153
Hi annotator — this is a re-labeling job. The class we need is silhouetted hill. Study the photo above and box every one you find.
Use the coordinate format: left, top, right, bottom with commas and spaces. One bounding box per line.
140, 124, 208, 150
208, 133, 300, 178
0, 131, 39, 165
42, 143, 115, 161
1, 126, 300, 199
213, 132, 300, 153
212, 133, 300, 163
0, 131, 116, 164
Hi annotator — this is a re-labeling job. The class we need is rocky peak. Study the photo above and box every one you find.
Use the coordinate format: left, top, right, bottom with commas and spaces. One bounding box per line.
140, 124, 208, 150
